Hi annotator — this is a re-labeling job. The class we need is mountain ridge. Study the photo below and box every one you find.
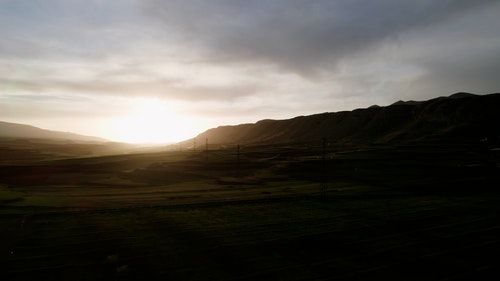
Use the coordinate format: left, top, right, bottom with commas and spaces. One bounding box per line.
194, 92, 500, 146
0, 121, 107, 142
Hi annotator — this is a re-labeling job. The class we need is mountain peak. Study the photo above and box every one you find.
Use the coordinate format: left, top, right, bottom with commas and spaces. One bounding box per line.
391, 100, 421, 106
449, 92, 476, 99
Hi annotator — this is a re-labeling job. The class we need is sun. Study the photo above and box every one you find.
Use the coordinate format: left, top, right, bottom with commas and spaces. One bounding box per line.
111, 98, 200, 144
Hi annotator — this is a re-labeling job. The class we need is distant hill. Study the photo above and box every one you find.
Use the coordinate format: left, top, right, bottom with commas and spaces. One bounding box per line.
0, 121, 107, 142
194, 92, 500, 146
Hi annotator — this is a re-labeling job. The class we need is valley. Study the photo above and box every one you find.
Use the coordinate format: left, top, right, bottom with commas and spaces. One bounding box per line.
1, 140, 499, 280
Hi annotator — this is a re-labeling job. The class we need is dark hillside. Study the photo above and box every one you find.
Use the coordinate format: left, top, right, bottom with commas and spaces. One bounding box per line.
0, 121, 106, 142
194, 93, 500, 146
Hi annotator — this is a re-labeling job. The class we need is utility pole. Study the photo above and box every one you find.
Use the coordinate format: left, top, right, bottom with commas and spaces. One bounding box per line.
205, 138, 209, 162
237, 144, 241, 177
321, 138, 327, 197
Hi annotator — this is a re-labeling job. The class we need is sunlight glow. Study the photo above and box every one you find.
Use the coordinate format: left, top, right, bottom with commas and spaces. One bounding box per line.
110, 98, 201, 144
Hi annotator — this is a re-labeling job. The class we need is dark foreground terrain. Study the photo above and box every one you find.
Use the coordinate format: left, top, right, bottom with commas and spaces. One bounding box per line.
1, 140, 500, 280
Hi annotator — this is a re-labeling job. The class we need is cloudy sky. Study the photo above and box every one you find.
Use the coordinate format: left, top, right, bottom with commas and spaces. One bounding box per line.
1, 0, 499, 143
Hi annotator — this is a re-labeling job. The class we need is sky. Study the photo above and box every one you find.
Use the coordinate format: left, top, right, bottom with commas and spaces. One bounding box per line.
1, 0, 499, 143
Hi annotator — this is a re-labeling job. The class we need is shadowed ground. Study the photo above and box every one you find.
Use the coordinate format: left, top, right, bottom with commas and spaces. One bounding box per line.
1, 141, 499, 280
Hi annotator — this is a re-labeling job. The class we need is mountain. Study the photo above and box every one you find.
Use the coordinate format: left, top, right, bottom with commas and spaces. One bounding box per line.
194, 92, 500, 146
0, 121, 107, 142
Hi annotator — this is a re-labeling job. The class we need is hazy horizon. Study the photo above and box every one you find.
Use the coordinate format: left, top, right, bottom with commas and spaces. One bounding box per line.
1, 1, 499, 143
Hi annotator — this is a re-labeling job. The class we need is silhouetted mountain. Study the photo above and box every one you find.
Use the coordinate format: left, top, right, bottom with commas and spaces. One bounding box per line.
0, 121, 107, 142
195, 93, 500, 146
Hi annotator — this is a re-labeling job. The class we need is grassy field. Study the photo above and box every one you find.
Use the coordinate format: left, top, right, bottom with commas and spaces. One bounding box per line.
1, 142, 499, 280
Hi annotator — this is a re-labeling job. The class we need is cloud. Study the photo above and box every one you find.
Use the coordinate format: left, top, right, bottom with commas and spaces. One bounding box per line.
141, 0, 497, 77
0, 57, 262, 103
388, 2, 500, 99
3, 0, 498, 100
408, 51, 500, 98
0, 0, 148, 60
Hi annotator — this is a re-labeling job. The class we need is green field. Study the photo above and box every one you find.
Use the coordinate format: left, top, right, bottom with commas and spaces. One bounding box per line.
1, 142, 499, 280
